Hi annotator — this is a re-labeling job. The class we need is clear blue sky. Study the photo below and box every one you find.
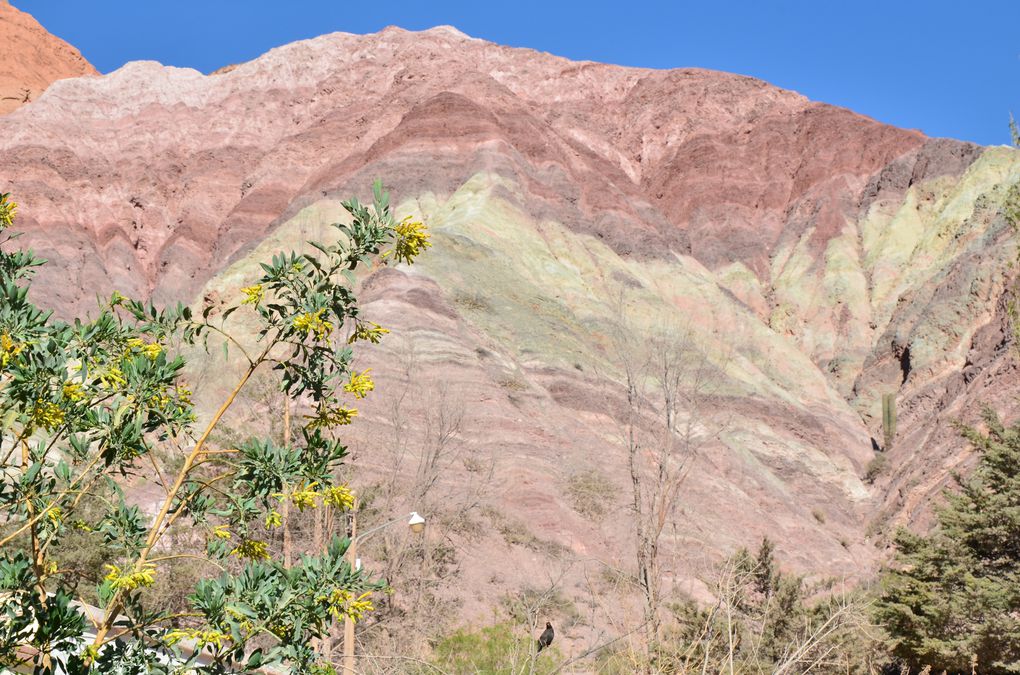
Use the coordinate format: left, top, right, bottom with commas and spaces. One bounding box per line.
16, 0, 1020, 146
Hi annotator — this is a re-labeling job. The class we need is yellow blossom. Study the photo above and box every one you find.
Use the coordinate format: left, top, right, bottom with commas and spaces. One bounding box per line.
323, 589, 375, 623
0, 193, 17, 229
62, 381, 85, 402
0, 332, 23, 368
149, 389, 171, 408
343, 369, 374, 399
241, 284, 264, 306
292, 308, 333, 341
167, 628, 231, 650
110, 291, 126, 307
265, 510, 282, 529
46, 505, 62, 526
104, 563, 156, 590
386, 216, 431, 265
176, 385, 193, 406
212, 524, 232, 540
305, 405, 358, 430
323, 484, 355, 510
29, 400, 64, 431
230, 539, 270, 561
347, 321, 390, 344
289, 482, 320, 512
98, 366, 126, 389
127, 338, 162, 360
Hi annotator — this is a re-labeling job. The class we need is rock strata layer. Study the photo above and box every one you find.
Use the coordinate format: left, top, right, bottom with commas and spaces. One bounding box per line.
2, 14, 1020, 620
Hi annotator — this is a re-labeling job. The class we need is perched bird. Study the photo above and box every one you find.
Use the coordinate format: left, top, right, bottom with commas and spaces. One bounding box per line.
537, 621, 554, 653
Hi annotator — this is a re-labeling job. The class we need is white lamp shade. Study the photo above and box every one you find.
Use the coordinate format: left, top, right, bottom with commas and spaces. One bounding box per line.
408, 512, 426, 534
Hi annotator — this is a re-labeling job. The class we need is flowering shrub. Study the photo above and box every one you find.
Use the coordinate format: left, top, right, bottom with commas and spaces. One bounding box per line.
0, 182, 427, 673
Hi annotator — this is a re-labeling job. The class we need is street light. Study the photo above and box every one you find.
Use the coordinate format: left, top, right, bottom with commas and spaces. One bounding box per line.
408, 511, 426, 534
342, 509, 425, 675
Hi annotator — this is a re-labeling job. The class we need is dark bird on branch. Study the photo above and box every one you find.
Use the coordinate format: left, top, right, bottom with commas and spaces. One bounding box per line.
537, 622, 554, 653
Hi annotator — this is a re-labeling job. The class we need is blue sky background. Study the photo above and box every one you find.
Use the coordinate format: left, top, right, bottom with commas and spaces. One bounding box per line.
16, 0, 1020, 146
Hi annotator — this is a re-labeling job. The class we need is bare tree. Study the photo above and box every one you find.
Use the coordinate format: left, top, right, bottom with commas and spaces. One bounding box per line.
609, 292, 728, 668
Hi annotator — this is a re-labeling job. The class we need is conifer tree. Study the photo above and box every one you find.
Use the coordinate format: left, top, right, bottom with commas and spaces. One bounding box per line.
877, 409, 1020, 671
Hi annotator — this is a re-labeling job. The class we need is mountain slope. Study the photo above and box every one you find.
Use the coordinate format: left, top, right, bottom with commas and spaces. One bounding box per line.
0, 1, 96, 114
1, 22, 1019, 620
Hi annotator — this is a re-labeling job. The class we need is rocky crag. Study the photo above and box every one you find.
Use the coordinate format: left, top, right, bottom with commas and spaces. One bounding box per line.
2, 9, 1020, 626
0, 1, 96, 114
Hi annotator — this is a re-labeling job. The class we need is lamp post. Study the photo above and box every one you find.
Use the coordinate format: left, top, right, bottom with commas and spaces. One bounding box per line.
341, 510, 426, 675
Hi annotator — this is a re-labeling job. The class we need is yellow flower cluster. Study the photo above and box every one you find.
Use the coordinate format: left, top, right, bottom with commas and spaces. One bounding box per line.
212, 524, 232, 540
305, 404, 358, 430
62, 381, 85, 402
293, 308, 334, 341
0, 333, 23, 368
177, 385, 193, 405
347, 321, 390, 344
97, 365, 126, 390
241, 284, 264, 306
149, 391, 171, 408
148, 384, 192, 413
30, 400, 64, 431
126, 338, 162, 361
166, 627, 231, 650
388, 216, 431, 265
0, 193, 17, 229
323, 484, 355, 510
273, 483, 355, 513
230, 538, 270, 561
104, 563, 157, 590
46, 505, 63, 526
323, 589, 375, 623
289, 482, 320, 512
343, 370, 374, 399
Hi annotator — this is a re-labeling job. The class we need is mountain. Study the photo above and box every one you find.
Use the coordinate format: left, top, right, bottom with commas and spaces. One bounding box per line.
2, 15, 1019, 625
0, 0, 96, 114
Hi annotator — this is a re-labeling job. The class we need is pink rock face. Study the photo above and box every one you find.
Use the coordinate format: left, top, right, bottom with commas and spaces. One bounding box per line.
0, 25, 947, 318
0, 1, 97, 114
2, 14, 1019, 629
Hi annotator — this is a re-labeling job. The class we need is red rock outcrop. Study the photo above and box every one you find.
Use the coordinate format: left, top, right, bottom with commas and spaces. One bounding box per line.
0, 1, 96, 114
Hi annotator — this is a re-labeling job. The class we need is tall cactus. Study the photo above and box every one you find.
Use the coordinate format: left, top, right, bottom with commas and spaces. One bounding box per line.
882, 393, 897, 451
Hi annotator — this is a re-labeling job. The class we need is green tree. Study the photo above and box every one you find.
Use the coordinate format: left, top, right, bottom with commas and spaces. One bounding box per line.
877, 409, 1020, 672
0, 183, 430, 673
